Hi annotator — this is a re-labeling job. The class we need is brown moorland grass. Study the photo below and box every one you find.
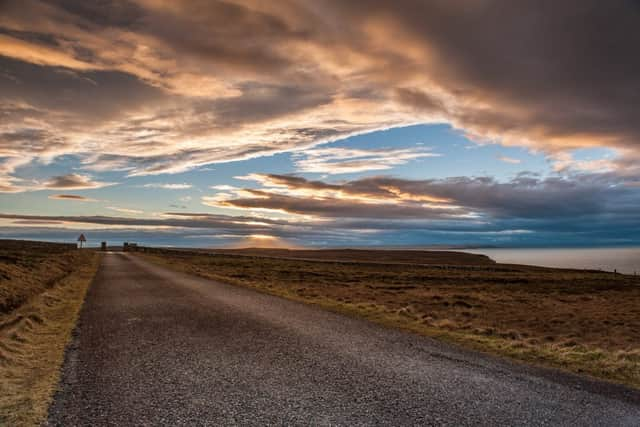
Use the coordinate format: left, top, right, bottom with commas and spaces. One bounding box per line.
200, 247, 496, 266
0, 240, 100, 426
139, 247, 640, 389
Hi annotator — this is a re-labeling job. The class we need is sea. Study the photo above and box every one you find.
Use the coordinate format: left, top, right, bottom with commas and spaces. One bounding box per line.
465, 247, 640, 275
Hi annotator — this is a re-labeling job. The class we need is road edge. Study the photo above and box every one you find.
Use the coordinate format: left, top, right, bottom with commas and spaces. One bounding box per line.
1, 251, 101, 426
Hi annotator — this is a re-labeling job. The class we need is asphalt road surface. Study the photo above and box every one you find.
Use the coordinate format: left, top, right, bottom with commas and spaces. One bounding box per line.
47, 252, 640, 426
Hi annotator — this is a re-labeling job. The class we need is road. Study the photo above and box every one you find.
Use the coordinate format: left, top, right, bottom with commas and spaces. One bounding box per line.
47, 252, 640, 426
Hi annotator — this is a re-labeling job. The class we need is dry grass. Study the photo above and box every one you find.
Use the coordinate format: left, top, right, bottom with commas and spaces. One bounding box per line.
139, 248, 640, 389
0, 240, 100, 426
199, 247, 495, 266
0, 240, 81, 314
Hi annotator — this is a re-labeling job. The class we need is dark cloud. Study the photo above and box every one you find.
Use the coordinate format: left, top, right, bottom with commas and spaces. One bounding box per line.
3, 192, 640, 248
43, 0, 144, 28
0, 127, 66, 155
0, 212, 330, 244
43, 173, 115, 189
134, 0, 305, 75
1, 0, 638, 156
1, 0, 637, 184
216, 172, 640, 221
220, 189, 460, 219
342, 175, 619, 219
199, 83, 334, 129
0, 212, 287, 230
394, 88, 446, 115
0, 56, 169, 122
48, 194, 98, 201
371, 0, 640, 149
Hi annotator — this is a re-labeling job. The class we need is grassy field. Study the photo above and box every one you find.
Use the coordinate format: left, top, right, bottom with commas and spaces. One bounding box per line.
195, 247, 495, 266
140, 247, 640, 389
0, 240, 100, 426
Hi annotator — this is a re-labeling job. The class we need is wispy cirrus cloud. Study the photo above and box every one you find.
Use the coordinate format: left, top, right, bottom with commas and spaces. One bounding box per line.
106, 206, 144, 215
497, 156, 521, 165
142, 183, 193, 190
551, 151, 618, 174
293, 147, 440, 174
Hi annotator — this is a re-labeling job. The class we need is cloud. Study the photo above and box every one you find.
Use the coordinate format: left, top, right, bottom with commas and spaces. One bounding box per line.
0, 211, 297, 234
210, 185, 237, 191
106, 206, 144, 215
551, 152, 617, 174
206, 172, 640, 221
370, 1, 640, 151
207, 189, 463, 219
0, 33, 96, 70
3, 166, 640, 248
142, 183, 192, 189
498, 156, 521, 165
43, 174, 115, 190
0, 0, 637, 190
293, 146, 440, 174
48, 194, 99, 202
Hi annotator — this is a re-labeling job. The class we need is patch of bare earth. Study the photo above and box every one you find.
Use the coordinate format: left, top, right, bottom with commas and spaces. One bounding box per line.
0, 240, 100, 426
139, 248, 640, 389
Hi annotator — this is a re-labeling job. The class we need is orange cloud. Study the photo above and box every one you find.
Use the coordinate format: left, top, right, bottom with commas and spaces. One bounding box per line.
0, 0, 639, 192
0, 34, 96, 70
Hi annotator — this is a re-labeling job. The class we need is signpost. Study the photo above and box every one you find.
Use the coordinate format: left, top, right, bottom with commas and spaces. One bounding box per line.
77, 233, 87, 248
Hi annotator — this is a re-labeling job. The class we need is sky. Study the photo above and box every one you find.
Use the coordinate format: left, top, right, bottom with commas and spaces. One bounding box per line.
0, 0, 639, 248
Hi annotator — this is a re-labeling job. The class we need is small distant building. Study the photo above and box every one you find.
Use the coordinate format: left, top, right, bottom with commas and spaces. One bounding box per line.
77, 233, 87, 248
123, 242, 138, 252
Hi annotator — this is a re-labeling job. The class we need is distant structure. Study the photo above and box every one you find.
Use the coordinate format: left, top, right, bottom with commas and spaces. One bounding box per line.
77, 233, 87, 249
123, 242, 138, 252
101, 241, 107, 251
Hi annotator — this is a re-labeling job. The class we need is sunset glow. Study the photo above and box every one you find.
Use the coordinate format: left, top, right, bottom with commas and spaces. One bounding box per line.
0, 1, 638, 248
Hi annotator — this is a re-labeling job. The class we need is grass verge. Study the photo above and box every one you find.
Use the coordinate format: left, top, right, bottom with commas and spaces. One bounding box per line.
0, 241, 100, 426
138, 249, 640, 389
